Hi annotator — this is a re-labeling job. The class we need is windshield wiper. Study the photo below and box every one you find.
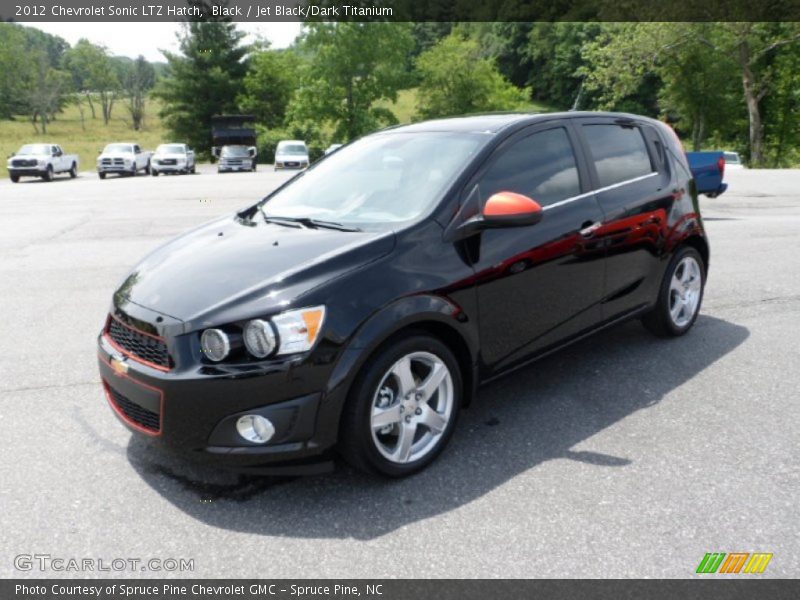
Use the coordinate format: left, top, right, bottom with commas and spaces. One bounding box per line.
260, 210, 361, 232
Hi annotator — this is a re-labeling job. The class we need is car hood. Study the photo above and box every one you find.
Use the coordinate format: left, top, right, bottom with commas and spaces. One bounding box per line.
114, 215, 395, 328
154, 153, 186, 160
276, 153, 308, 161
99, 153, 133, 159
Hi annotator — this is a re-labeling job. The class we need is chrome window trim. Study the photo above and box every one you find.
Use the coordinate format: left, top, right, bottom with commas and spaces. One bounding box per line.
542, 171, 659, 212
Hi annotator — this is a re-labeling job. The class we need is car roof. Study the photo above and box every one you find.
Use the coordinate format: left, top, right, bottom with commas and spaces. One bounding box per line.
379, 111, 663, 135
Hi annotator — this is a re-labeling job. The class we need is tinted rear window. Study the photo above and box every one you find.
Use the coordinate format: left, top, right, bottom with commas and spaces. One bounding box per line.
582, 124, 654, 188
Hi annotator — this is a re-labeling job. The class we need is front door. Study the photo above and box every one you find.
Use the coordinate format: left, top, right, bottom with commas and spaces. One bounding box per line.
468, 122, 607, 375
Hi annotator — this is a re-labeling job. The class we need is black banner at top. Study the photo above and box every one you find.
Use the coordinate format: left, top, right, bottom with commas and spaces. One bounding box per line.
3, 0, 800, 22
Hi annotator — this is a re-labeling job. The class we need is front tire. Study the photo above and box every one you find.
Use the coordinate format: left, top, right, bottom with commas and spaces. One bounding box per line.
69, 163, 77, 178
10, 174, 19, 183
98, 172, 106, 180
339, 334, 462, 477
151, 169, 158, 176
642, 246, 705, 337
144, 162, 150, 175
42, 166, 53, 182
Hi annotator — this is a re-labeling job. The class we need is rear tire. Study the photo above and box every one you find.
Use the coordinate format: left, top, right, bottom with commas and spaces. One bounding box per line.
190, 164, 196, 174
642, 246, 705, 337
339, 333, 462, 477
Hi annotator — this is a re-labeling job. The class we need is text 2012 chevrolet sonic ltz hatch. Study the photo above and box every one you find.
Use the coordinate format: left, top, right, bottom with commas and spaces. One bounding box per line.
98, 112, 708, 477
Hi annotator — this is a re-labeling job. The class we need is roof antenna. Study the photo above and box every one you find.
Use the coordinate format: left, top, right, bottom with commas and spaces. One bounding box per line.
570, 80, 584, 112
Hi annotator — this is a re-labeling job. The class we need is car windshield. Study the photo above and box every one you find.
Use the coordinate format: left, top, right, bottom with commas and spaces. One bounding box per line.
104, 144, 133, 153
278, 144, 307, 155
17, 144, 51, 155
262, 132, 485, 228
222, 146, 250, 158
724, 152, 740, 164
157, 144, 185, 154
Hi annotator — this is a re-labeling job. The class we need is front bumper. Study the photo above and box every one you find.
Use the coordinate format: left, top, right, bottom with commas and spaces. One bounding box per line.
152, 161, 188, 172
97, 333, 336, 475
8, 168, 45, 177
98, 165, 133, 173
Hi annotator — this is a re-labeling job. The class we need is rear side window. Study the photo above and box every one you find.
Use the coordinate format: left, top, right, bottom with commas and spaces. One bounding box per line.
582, 124, 654, 188
477, 127, 581, 207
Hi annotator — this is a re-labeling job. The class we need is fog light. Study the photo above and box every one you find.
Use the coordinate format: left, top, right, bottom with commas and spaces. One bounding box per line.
236, 414, 275, 444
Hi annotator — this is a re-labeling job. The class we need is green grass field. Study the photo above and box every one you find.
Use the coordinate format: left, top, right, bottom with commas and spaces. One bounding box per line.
1, 99, 167, 178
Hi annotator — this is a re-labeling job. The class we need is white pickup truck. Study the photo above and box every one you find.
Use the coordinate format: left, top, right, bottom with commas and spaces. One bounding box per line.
151, 143, 196, 176
7, 143, 79, 182
96, 142, 153, 179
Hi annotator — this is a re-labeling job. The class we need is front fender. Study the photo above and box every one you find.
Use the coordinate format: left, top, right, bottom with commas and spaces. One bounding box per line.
313, 294, 479, 449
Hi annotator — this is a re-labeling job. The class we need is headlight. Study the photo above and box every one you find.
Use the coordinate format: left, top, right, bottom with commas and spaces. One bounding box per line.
243, 319, 277, 358
200, 328, 230, 362
272, 305, 326, 355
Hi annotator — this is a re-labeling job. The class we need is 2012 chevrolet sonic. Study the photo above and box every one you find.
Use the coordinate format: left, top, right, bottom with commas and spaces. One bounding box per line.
98, 112, 708, 477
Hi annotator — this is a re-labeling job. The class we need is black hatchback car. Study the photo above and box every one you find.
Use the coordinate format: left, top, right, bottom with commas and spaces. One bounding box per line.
98, 112, 708, 477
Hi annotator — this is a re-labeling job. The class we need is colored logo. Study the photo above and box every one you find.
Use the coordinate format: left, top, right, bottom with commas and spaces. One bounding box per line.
696, 552, 773, 574
110, 357, 129, 376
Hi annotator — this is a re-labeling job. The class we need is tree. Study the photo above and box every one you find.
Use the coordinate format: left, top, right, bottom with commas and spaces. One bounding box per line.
237, 47, 298, 129
580, 24, 737, 150
155, 21, 249, 154
0, 24, 34, 118
415, 34, 529, 119
62, 40, 120, 123
703, 23, 800, 166
291, 23, 414, 141
27, 52, 71, 134
121, 56, 156, 130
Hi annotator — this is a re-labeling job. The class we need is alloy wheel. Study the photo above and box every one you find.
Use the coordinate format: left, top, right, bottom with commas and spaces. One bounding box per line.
370, 351, 454, 464
668, 255, 702, 327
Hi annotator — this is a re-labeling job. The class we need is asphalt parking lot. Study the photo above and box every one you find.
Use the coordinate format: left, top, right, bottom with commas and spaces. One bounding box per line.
0, 166, 798, 578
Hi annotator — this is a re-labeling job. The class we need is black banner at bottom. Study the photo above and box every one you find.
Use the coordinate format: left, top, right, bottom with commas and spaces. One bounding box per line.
2, 579, 799, 600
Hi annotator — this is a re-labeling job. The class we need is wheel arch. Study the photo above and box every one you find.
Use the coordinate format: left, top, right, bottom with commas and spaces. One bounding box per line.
682, 234, 710, 272
317, 296, 480, 450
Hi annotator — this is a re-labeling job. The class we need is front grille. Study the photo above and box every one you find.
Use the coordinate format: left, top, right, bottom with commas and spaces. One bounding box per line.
285, 161, 299, 167
224, 159, 243, 166
12, 159, 37, 167
101, 158, 124, 166
107, 385, 160, 433
107, 316, 171, 369
160, 159, 177, 166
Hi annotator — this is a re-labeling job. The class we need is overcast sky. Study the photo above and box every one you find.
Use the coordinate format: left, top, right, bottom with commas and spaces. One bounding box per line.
26, 22, 304, 62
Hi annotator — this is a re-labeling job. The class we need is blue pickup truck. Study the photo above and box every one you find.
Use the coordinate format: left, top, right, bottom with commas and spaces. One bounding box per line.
687, 151, 727, 197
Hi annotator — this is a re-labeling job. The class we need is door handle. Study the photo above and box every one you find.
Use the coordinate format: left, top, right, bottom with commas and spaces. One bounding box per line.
579, 221, 602, 237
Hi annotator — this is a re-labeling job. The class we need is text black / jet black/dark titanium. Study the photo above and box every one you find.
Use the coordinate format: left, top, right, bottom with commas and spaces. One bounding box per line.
98, 112, 709, 477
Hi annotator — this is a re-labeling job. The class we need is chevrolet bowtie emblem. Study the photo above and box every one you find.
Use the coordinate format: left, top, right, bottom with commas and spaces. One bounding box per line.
110, 356, 129, 375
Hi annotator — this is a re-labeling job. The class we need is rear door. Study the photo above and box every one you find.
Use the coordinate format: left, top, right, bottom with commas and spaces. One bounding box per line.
469, 120, 606, 374
573, 117, 674, 320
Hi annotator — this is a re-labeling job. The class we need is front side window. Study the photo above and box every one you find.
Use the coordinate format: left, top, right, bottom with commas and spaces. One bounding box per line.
582, 124, 654, 188
476, 127, 581, 207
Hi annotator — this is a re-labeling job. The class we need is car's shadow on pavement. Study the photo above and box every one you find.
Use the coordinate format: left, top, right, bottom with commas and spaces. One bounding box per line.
127, 314, 748, 540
